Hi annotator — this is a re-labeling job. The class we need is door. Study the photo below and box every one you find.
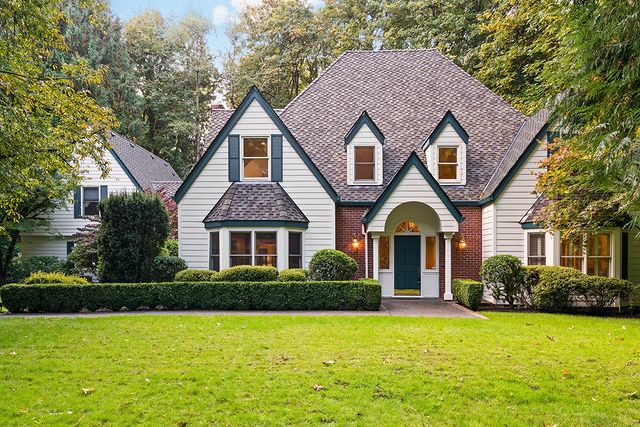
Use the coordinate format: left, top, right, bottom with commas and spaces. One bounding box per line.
394, 235, 421, 294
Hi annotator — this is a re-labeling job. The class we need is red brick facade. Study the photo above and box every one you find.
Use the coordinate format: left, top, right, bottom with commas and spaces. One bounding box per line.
335, 206, 373, 279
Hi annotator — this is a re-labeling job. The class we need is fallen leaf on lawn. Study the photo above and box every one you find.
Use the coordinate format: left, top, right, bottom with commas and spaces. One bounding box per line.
626, 391, 638, 400
323, 360, 335, 366
622, 325, 626, 330
561, 369, 571, 377
9, 351, 17, 356
567, 326, 574, 330
313, 384, 324, 391
626, 361, 638, 366
177, 422, 187, 427
546, 335, 555, 342
145, 378, 151, 383
82, 388, 95, 396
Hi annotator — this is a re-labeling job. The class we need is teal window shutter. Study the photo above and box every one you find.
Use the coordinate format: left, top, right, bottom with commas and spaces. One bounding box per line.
100, 185, 108, 200
271, 134, 283, 181
229, 134, 240, 181
74, 187, 82, 218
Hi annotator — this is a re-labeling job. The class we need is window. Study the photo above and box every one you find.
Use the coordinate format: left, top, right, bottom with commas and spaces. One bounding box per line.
242, 137, 269, 179
230, 232, 252, 266
288, 232, 302, 268
354, 146, 375, 181
527, 233, 546, 265
560, 235, 583, 271
255, 232, 277, 267
395, 220, 420, 233
587, 233, 611, 277
379, 235, 390, 269
425, 236, 437, 270
83, 187, 100, 216
438, 147, 458, 180
210, 232, 220, 271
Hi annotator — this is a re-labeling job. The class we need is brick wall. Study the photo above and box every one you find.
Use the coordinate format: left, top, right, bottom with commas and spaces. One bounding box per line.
335, 206, 373, 278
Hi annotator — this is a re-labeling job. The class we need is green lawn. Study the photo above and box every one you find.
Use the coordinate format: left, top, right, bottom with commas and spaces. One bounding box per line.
0, 313, 638, 426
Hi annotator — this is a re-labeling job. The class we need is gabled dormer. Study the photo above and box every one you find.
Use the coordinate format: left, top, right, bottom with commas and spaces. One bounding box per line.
422, 111, 468, 186
345, 111, 384, 186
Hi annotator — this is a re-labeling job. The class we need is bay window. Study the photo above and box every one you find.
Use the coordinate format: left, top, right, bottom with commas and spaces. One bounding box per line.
255, 232, 277, 267
230, 231, 277, 267
230, 232, 253, 266
527, 233, 546, 265
210, 232, 220, 271
560, 232, 612, 276
288, 232, 302, 268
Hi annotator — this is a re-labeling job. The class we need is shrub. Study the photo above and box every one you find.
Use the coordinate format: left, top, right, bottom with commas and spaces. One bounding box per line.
571, 276, 635, 311
97, 192, 169, 283
23, 272, 88, 285
480, 255, 525, 307
6, 256, 64, 283
529, 266, 584, 311
216, 265, 279, 282
308, 249, 357, 281
174, 269, 218, 282
278, 268, 309, 282
150, 256, 187, 282
452, 279, 483, 310
160, 239, 179, 257
0, 280, 381, 312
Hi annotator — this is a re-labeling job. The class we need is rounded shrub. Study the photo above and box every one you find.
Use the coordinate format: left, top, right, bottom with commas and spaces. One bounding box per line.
528, 266, 584, 311
150, 256, 187, 282
160, 239, 179, 257
23, 272, 88, 285
174, 269, 217, 282
480, 255, 525, 307
216, 265, 279, 282
308, 249, 357, 281
278, 268, 309, 282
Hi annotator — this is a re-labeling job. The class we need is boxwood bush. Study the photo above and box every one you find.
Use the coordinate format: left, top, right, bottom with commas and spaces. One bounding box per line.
308, 249, 357, 281
150, 256, 187, 282
23, 272, 88, 285
0, 280, 381, 312
278, 268, 309, 282
174, 269, 217, 282
215, 266, 278, 282
480, 255, 525, 307
452, 279, 483, 310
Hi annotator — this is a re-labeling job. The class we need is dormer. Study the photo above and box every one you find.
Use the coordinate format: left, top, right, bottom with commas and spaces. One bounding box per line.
422, 111, 468, 186
345, 111, 384, 186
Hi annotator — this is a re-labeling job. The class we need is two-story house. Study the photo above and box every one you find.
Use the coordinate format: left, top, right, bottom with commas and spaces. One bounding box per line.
174, 49, 640, 299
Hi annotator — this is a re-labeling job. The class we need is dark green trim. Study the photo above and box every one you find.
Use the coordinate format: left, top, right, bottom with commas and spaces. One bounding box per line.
362, 152, 464, 224
73, 186, 81, 218
344, 111, 384, 144
174, 86, 339, 203
228, 134, 240, 182
109, 149, 142, 190
622, 232, 629, 280
521, 222, 541, 230
423, 110, 469, 148
204, 220, 308, 229
271, 134, 283, 182
338, 200, 374, 207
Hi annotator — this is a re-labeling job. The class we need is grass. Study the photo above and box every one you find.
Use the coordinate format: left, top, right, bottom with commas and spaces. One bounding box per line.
0, 313, 638, 426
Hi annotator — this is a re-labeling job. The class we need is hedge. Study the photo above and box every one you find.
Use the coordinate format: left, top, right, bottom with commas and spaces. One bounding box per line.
150, 256, 187, 282
215, 265, 278, 282
452, 279, 483, 310
174, 269, 217, 282
0, 280, 381, 313
278, 268, 309, 282
23, 272, 88, 285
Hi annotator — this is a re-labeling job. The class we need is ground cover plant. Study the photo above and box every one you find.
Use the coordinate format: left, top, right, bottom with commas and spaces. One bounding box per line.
0, 313, 637, 425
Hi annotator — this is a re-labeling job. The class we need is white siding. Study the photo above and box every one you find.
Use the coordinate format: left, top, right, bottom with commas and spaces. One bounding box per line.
21, 236, 71, 259
494, 142, 546, 260
346, 125, 383, 185
178, 99, 335, 269
424, 123, 467, 185
22, 151, 138, 238
628, 234, 640, 283
367, 165, 459, 233
482, 203, 495, 260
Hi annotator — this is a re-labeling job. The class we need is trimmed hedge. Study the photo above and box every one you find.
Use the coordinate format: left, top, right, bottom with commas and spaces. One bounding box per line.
308, 249, 357, 281
215, 265, 278, 282
174, 269, 217, 282
0, 280, 382, 313
452, 279, 483, 310
150, 256, 187, 282
23, 272, 88, 285
278, 268, 309, 282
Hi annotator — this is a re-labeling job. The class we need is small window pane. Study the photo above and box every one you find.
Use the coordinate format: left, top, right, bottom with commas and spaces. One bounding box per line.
255, 232, 277, 267
243, 159, 269, 178
438, 164, 457, 180
354, 147, 376, 181
438, 147, 457, 163
83, 187, 100, 216
243, 138, 268, 157
355, 163, 375, 180
84, 187, 99, 201
395, 220, 420, 233
528, 233, 546, 265
210, 232, 220, 271
355, 147, 375, 162
288, 232, 302, 269
230, 232, 252, 266
425, 236, 436, 270
230, 256, 252, 267
379, 236, 390, 269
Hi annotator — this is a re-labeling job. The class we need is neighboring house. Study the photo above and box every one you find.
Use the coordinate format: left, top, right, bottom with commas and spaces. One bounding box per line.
175, 49, 640, 299
21, 132, 182, 259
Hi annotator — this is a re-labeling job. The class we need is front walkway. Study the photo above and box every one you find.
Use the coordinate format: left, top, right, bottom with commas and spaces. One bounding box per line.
1, 299, 484, 319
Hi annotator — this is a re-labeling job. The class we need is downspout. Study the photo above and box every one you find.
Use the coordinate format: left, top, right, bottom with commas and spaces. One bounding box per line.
362, 224, 369, 278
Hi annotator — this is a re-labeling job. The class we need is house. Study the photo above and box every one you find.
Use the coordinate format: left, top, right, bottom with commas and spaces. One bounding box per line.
21, 132, 182, 259
174, 49, 640, 299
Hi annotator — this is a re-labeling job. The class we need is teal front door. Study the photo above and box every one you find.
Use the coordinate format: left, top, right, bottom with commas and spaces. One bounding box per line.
394, 235, 421, 293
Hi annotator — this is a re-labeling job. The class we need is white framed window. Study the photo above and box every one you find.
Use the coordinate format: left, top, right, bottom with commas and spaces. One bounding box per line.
425, 142, 466, 185
288, 232, 302, 269
241, 136, 270, 180
379, 235, 390, 270
437, 146, 458, 181
82, 187, 100, 216
527, 232, 546, 265
560, 232, 612, 276
210, 232, 220, 271
229, 231, 277, 267
347, 143, 382, 186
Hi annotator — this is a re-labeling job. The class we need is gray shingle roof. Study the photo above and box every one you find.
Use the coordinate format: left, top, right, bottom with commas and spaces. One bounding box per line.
203, 182, 308, 223
520, 194, 549, 224
150, 180, 183, 198
109, 131, 181, 191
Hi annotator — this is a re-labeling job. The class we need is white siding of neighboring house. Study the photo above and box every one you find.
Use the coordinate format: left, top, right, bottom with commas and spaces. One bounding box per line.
493, 142, 546, 261
346, 125, 383, 185
20, 150, 138, 259
177, 99, 336, 269
367, 165, 459, 233
482, 203, 495, 260
627, 234, 640, 283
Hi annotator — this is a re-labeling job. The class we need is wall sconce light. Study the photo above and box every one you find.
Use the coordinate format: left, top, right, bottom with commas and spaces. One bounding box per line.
458, 233, 467, 250
351, 233, 360, 251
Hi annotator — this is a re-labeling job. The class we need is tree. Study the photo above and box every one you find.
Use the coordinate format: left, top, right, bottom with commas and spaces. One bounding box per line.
97, 192, 169, 282
68, 216, 101, 276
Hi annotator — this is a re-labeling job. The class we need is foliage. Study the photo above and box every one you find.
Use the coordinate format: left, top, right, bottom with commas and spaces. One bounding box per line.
150, 256, 187, 282
174, 269, 217, 282
156, 190, 178, 239
0, 280, 381, 312
97, 192, 169, 283
160, 239, 179, 257
5, 255, 65, 284
215, 266, 279, 282
480, 255, 525, 307
23, 271, 88, 285
452, 279, 483, 310
278, 268, 309, 282
308, 249, 358, 281
571, 276, 635, 311
67, 216, 101, 276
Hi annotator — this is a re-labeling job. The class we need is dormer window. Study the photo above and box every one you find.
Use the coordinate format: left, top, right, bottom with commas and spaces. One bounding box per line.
242, 136, 269, 180
345, 111, 384, 186
354, 146, 376, 181
437, 147, 459, 181
423, 111, 468, 185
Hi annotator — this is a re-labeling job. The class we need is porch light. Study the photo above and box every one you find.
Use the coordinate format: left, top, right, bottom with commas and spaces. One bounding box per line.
458, 233, 467, 250
351, 234, 360, 251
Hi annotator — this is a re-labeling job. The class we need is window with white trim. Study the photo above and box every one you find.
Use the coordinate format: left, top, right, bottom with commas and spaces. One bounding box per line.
354, 146, 375, 181
229, 231, 277, 267
242, 137, 269, 180
560, 232, 612, 276
437, 147, 458, 180
82, 187, 100, 216
210, 232, 220, 271
288, 232, 302, 268
527, 233, 546, 265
